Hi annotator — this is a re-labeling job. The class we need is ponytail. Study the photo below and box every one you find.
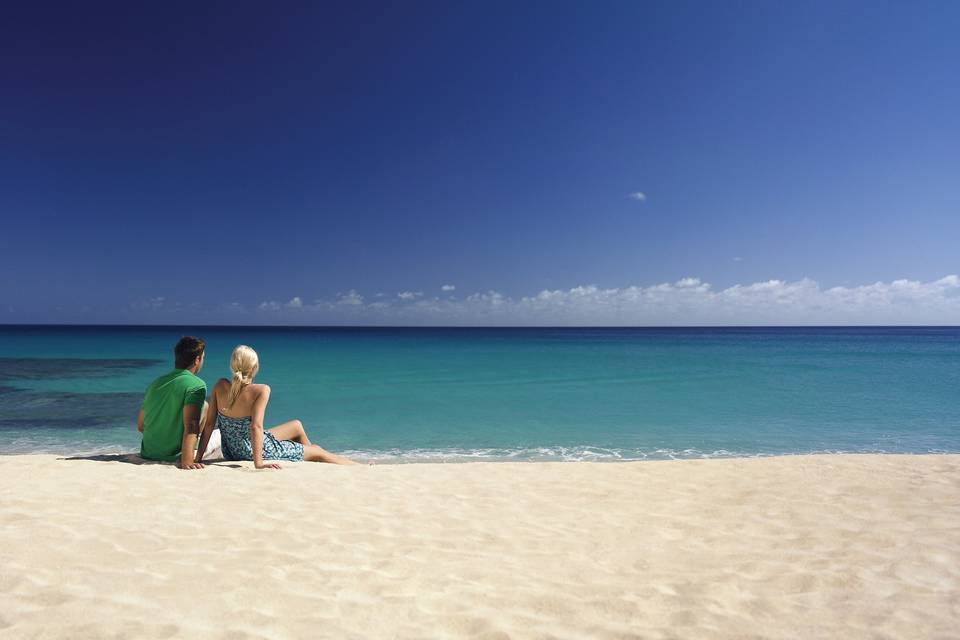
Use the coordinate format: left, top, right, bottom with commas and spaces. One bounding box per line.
225, 345, 259, 408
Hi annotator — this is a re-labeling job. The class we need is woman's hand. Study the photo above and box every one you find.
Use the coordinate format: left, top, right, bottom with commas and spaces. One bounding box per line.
255, 462, 282, 470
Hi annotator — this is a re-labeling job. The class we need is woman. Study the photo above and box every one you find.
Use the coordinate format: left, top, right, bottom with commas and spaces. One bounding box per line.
196, 345, 358, 468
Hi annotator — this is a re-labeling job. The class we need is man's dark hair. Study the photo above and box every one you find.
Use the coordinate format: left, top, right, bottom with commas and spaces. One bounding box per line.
174, 336, 205, 369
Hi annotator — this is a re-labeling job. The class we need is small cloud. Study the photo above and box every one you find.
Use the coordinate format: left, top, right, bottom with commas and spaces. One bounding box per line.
375, 292, 385, 298
441, 284, 456, 292
628, 192, 647, 202
131, 296, 167, 311
336, 290, 364, 306
258, 301, 280, 311
397, 291, 423, 300
286, 296, 303, 308
733, 256, 744, 262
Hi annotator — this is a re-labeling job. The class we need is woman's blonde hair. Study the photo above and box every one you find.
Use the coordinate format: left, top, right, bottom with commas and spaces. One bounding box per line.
226, 345, 259, 408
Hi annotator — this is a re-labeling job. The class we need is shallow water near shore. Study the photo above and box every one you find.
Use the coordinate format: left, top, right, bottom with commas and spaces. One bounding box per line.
0, 325, 957, 462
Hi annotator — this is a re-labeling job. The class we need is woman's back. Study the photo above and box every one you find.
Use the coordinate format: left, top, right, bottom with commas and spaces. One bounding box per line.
215, 378, 268, 418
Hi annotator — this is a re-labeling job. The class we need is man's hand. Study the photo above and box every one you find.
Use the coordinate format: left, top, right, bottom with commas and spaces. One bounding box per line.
178, 461, 205, 470
254, 462, 281, 470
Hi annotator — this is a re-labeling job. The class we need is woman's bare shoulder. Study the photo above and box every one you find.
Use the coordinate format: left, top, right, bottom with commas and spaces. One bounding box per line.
250, 382, 272, 396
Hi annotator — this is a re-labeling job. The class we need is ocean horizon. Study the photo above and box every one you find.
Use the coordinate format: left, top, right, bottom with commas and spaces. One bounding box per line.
1, 324, 957, 463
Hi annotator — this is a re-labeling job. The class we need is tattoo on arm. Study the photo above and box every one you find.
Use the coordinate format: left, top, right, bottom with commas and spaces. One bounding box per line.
183, 404, 203, 437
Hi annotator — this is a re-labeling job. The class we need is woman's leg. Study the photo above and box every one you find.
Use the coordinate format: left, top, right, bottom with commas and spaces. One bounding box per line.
303, 443, 360, 465
266, 419, 312, 446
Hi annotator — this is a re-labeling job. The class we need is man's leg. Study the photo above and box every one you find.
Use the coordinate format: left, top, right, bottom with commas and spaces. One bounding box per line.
202, 428, 223, 460
197, 401, 224, 460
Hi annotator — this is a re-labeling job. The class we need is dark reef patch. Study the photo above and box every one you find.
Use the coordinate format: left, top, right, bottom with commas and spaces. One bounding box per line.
0, 357, 161, 383
0, 357, 159, 430
0, 388, 142, 429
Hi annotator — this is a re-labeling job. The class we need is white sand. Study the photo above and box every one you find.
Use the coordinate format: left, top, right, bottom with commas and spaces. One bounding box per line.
0, 454, 957, 639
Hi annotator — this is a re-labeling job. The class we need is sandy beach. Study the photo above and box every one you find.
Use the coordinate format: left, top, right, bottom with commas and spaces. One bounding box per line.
0, 454, 957, 639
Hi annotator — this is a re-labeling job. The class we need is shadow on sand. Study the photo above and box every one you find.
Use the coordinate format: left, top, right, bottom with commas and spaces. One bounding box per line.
58, 453, 241, 468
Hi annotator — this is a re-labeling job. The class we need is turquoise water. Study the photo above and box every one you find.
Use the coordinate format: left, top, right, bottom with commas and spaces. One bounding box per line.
1, 326, 957, 462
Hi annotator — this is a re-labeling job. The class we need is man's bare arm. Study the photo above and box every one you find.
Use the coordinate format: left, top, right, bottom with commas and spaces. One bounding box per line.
137, 407, 145, 433
179, 404, 204, 470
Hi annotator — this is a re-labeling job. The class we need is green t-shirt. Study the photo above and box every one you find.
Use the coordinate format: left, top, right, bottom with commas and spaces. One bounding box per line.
140, 369, 207, 462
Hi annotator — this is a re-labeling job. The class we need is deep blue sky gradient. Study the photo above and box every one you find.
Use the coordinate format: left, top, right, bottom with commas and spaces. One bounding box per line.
1, 1, 958, 323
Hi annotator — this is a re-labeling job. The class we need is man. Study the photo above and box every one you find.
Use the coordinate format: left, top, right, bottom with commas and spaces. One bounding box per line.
138, 336, 208, 470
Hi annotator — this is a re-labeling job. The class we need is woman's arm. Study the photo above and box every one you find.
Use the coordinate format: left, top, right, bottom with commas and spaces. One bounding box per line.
250, 385, 280, 470
195, 382, 221, 464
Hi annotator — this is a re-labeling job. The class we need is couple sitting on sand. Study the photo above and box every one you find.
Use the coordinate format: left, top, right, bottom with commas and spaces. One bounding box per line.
138, 336, 358, 469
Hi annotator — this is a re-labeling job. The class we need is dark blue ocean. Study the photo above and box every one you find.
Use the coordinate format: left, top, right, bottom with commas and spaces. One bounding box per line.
0, 326, 957, 462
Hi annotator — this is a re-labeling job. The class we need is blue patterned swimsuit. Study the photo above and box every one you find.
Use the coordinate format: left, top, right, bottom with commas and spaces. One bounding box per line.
217, 412, 305, 462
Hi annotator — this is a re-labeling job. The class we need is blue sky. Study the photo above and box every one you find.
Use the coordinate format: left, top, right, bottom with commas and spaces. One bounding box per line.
1, 1, 958, 325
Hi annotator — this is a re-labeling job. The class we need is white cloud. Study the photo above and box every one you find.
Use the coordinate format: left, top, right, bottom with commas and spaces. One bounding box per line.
628, 192, 647, 202
441, 284, 456, 292
286, 296, 303, 308
177, 275, 960, 325
733, 256, 744, 262
336, 290, 364, 306
131, 296, 166, 311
